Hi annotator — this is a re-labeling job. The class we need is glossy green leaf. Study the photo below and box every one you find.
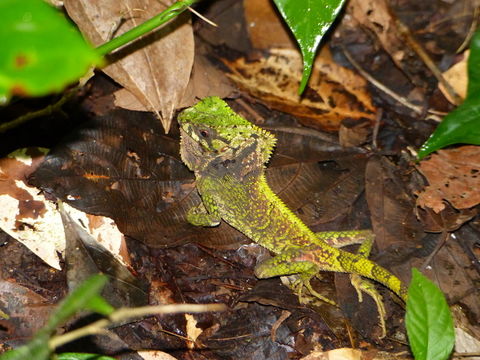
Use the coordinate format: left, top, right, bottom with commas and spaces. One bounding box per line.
418, 30, 480, 159
0, 0, 102, 104
405, 269, 455, 360
57, 353, 116, 360
273, 0, 346, 94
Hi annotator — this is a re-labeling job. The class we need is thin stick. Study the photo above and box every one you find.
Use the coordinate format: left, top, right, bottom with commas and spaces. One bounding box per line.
341, 46, 443, 122
49, 303, 227, 350
394, 19, 463, 105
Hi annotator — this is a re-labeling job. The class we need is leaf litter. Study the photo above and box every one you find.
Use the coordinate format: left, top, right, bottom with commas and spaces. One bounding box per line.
0, 0, 479, 358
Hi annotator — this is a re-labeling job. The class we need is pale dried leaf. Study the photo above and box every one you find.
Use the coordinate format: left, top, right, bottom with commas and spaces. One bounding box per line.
0, 148, 64, 269
64, 0, 194, 132
439, 50, 468, 103
115, 51, 234, 110
224, 47, 376, 131
416, 145, 480, 213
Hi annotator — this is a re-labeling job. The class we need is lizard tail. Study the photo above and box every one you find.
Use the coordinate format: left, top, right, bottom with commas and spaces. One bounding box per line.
337, 250, 408, 301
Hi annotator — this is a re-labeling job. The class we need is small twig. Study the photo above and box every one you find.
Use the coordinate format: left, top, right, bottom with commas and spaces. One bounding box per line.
187, 6, 218, 27
0, 87, 78, 133
262, 125, 340, 145
452, 351, 480, 358
372, 108, 383, 150
456, 6, 479, 53
394, 19, 463, 105
341, 46, 442, 122
48, 303, 226, 350
270, 310, 290, 342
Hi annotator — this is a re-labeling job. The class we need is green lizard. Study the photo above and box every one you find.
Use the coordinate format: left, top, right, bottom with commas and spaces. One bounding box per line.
178, 96, 407, 335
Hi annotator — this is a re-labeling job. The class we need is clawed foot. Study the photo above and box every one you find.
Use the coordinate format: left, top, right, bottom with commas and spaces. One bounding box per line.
284, 273, 387, 338
282, 274, 337, 307
350, 274, 387, 338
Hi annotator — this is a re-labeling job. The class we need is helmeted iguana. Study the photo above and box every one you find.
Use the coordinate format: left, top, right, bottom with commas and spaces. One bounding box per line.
178, 96, 407, 336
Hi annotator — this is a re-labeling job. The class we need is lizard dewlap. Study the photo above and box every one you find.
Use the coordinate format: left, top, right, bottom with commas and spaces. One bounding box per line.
178, 96, 407, 336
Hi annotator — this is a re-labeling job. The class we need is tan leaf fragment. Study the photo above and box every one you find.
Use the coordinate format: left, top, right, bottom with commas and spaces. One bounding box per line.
223, 47, 376, 131
439, 50, 469, 104
64, 0, 194, 133
416, 145, 480, 213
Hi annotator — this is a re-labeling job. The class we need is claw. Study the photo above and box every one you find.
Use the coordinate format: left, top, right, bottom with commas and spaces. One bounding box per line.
350, 274, 387, 339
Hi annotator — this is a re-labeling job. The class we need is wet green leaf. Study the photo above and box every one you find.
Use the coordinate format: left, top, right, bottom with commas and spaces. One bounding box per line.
406, 269, 455, 360
273, 0, 346, 94
418, 30, 480, 159
0, 0, 102, 103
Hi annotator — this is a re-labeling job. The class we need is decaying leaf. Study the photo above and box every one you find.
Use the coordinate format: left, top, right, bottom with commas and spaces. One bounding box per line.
0, 148, 129, 269
0, 148, 64, 269
416, 145, 480, 213
223, 47, 376, 131
365, 156, 425, 251
64, 0, 194, 133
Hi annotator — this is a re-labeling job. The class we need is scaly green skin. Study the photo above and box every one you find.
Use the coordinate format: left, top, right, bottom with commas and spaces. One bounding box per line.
178, 97, 408, 304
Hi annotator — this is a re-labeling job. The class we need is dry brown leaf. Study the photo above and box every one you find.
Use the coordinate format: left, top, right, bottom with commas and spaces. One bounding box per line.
114, 49, 234, 110
64, 0, 194, 133
223, 47, 376, 131
416, 145, 480, 213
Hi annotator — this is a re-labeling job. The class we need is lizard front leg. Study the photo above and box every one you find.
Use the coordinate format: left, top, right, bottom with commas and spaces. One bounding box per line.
186, 191, 221, 227
254, 245, 338, 306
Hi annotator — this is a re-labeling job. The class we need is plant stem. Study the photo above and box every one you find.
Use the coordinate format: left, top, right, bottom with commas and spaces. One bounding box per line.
96, 0, 199, 57
48, 303, 226, 350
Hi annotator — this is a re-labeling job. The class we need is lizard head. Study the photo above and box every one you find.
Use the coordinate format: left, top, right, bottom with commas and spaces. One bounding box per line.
178, 96, 276, 172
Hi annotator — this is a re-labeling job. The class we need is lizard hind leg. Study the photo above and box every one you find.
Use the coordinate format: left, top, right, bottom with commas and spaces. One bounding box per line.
316, 230, 387, 337
254, 247, 337, 306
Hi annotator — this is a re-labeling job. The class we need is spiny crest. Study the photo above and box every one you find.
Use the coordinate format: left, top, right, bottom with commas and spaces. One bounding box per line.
179, 96, 252, 127
179, 97, 277, 164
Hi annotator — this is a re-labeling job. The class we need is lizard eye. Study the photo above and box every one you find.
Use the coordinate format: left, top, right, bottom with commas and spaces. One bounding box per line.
200, 130, 209, 138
